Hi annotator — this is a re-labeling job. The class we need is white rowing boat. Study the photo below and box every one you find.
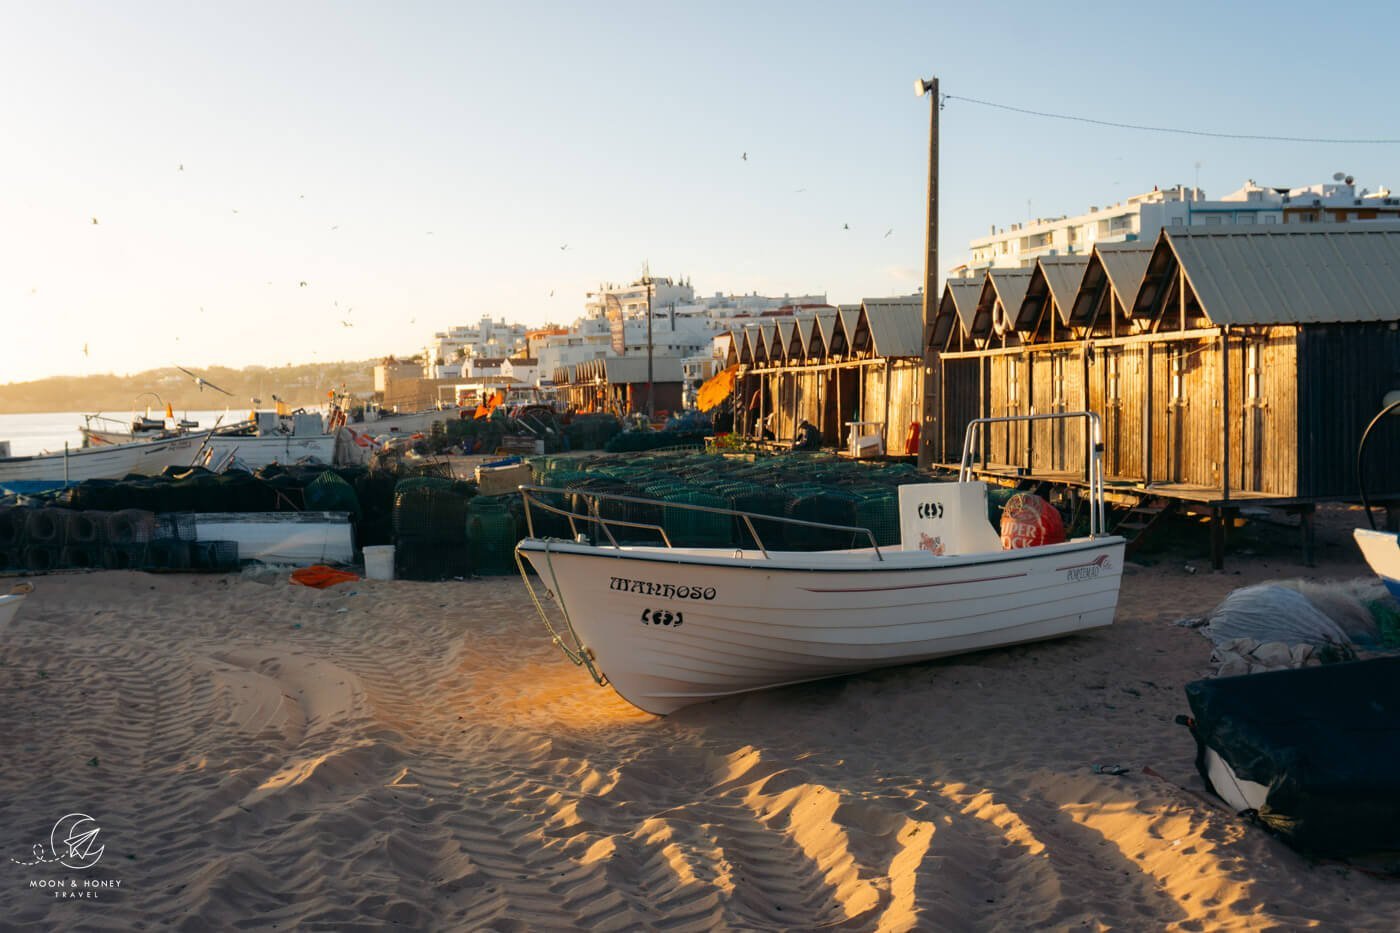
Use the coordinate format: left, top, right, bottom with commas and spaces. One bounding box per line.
0, 430, 216, 492
0, 582, 33, 632
516, 412, 1125, 715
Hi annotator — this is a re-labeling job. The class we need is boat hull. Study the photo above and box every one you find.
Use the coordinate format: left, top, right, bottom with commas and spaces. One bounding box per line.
1354, 528, 1400, 602
0, 431, 215, 488
517, 536, 1125, 714
204, 434, 336, 469
0, 592, 28, 631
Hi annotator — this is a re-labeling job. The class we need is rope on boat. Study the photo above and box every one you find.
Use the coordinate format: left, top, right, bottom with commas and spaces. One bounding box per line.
514, 541, 609, 687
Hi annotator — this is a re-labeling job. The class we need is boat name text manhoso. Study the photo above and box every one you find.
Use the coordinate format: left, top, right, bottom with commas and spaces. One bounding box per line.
610, 577, 717, 601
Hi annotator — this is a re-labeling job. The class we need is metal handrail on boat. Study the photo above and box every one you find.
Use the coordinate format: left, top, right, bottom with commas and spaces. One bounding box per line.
957, 411, 1108, 538
517, 485, 885, 561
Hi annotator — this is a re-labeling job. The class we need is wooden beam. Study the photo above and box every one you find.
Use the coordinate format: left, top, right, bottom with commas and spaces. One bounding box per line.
1221, 327, 1231, 503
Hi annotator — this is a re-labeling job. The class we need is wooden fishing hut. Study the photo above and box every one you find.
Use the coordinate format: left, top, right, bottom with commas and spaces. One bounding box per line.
729, 298, 923, 453
928, 224, 1400, 565
555, 357, 685, 415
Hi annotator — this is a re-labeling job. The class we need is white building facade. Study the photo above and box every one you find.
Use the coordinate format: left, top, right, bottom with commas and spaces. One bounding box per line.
959, 178, 1399, 276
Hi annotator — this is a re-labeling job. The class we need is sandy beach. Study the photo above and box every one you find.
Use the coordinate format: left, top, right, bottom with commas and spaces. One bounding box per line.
4, 508, 1400, 931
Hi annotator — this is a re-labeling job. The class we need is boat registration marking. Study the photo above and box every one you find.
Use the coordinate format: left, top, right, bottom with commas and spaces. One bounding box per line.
610, 576, 716, 601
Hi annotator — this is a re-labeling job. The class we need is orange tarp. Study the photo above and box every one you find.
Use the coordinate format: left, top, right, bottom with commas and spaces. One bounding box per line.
696, 365, 739, 413
290, 565, 360, 589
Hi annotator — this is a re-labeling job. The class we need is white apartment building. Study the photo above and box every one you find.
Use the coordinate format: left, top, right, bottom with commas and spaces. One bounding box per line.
539, 277, 829, 377
423, 316, 530, 377
959, 177, 1399, 276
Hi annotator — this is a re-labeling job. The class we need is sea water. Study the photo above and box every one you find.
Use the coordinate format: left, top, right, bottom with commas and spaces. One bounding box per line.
0, 410, 243, 457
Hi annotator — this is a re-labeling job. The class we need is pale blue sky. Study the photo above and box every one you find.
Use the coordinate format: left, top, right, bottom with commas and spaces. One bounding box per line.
2, 1, 1397, 383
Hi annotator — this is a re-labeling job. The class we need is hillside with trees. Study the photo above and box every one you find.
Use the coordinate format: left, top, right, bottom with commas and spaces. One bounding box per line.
0, 361, 377, 414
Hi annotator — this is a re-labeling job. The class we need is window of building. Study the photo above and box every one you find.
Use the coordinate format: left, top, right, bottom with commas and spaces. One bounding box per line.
1204, 214, 1223, 225
1236, 213, 1255, 224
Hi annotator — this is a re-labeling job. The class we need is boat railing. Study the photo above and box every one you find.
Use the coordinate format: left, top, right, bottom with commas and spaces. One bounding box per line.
957, 410, 1107, 538
517, 485, 885, 561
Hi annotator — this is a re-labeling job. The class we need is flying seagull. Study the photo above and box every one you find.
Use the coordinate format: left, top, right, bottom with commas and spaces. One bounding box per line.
843, 223, 849, 230
177, 366, 233, 396
299, 281, 308, 287
560, 244, 568, 251
91, 217, 99, 225
742, 152, 747, 161
82, 343, 88, 357
341, 320, 353, 328
884, 228, 893, 238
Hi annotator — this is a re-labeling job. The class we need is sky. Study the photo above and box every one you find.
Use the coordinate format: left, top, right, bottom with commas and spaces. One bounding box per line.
2, 0, 1397, 384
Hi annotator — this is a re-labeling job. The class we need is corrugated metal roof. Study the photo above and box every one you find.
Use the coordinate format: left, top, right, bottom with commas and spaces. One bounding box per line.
939, 279, 985, 337
1014, 257, 1088, 330
814, 308, 839, 351
1096, 241, 1155, 311
981, 269, 1033, 335
1139, 224, 1400, 325
772, 319, 795, 359
836, 305, 862, 351
861, 297, 924, 357
1040, 256, 1090, 324
742, 324, 763, 361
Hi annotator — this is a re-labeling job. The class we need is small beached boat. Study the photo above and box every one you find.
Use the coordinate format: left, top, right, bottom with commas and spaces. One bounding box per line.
0, 430, 217, 495
516, 413, 1126, 715
0, 582, 33, 631
1353, 529, 1400, 602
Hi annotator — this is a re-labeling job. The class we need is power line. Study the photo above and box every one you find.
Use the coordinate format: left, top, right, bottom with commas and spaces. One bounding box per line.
942, 93, 1400, 145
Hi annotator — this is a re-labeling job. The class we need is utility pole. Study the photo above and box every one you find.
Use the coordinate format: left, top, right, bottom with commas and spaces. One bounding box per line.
916, 75, 940, 471
641, 262, 655, 419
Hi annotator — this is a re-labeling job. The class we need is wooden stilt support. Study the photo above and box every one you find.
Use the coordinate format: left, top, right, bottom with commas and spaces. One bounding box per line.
1210, 508, 1227, 571
1299, 504, 1316, 567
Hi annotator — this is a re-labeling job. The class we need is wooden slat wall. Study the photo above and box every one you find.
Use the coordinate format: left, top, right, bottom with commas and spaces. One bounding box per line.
941, 358, 981, 463
1298, 323, 1400, 498
887, 362, 921, 453
1030, 352, 1057, 474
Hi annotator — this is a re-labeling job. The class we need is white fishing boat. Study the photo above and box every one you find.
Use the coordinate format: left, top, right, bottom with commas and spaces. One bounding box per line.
0, 582, 33, 631
0, 430, 217, 494
1354, 529, 1400, 603
202, 411, 335, 470
516, 412, 1126, 715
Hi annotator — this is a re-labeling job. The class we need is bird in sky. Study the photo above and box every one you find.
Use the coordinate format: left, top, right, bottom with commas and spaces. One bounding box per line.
742, 152, 747, 161
91, 217, 98, 225
178, 164, 184, 171
177, 366, 233, 396
299, 281, 308, 287
560, 244, 568, 251
341, 320, 353, 328
794, 187, 807, 193
843, 223, 849, 230
330, 225, 339, 230
884, 228, 893, 238
549, 289, 555, 297
82, 343, 88, 357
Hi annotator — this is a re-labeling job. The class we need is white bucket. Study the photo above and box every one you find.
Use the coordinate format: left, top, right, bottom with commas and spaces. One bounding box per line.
363, 545, 395, 581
